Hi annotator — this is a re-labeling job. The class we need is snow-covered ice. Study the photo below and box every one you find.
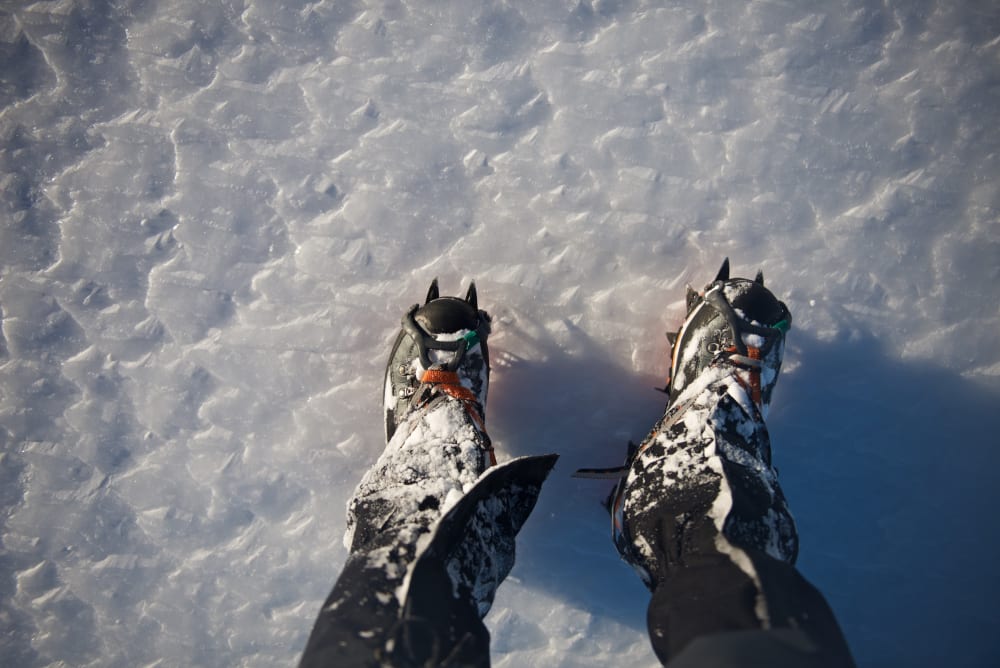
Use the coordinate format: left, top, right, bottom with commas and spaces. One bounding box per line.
2, 1, 999, 666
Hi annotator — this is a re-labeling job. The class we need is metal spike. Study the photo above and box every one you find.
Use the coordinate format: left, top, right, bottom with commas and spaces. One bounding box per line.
465, 281, 478, 310
686, 285, 700, 311
425, 278, 440, 304
755, 269, 765, 285
626, 440, 639, 457
714, 257, 730, 282
666, 331, 678, 345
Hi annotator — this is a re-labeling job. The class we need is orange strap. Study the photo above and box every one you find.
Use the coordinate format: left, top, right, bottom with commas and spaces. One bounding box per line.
419, 368, 495, 466
420, 369, 479, 402
747, 347, 762, 408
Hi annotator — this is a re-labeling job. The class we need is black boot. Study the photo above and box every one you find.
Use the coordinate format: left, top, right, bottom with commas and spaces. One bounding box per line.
382, 279, 491, 444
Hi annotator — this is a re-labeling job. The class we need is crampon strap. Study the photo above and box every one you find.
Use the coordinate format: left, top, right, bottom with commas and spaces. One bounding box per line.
416, 367, 496, 467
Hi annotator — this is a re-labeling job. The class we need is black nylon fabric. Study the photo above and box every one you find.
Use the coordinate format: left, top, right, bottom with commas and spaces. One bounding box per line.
300, 455, 557, 667
614, 344, 851, 665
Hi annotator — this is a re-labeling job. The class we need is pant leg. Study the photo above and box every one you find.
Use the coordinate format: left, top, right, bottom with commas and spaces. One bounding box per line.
300, 395, 555, 667
615, 377, 855, 667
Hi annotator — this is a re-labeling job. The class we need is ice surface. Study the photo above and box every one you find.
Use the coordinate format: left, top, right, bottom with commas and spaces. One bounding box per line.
2, 0, 999, 666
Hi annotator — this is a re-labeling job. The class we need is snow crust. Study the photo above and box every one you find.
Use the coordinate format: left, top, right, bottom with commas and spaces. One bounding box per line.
2, 1, 999, 666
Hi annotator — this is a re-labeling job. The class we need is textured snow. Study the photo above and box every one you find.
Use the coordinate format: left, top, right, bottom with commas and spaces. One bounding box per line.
2, 1, 1000, 666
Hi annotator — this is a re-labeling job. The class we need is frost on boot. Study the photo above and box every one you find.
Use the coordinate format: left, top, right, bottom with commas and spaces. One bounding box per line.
611, 259, 795, 585
301, 282, 556, 668
607, 260, 854, 667
613, 371, 798, 588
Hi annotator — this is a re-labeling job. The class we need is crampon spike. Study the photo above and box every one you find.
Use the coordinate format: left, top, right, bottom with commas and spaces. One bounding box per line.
465, 281, 478, 310
685, 285, 700, 311
714, 257, 730, 283
425, 278, 440, 304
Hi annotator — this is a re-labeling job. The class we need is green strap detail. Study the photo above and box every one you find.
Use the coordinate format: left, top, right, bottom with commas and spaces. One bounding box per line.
462, 330, 479, 346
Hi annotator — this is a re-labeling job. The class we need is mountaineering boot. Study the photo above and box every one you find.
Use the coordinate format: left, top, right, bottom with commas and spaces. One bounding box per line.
383, 279, 491, 444
607, 259, 855, 667
664, 257, 791, 415
301, 280, 556, 668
